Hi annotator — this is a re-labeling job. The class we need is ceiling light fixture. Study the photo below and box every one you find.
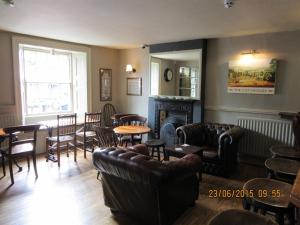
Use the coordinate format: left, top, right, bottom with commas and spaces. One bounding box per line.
2, 0, 14, 7
224, 0, 234, 8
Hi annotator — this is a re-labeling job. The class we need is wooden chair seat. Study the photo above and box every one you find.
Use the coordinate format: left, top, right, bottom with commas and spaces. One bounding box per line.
76, 131, 96, 138
76, 112, 101, 158
45, 114, 77, 167
1, 143, 34, 155
47, 135, 75, 143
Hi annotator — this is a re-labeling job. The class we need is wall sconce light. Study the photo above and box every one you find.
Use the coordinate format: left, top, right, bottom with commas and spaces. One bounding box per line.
241, 50, 258, 55
239, 50, 258, 65
126, 64, 136, 74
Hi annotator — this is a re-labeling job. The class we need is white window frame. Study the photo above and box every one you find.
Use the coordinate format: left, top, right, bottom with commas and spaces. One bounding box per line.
12, 36, 92, 124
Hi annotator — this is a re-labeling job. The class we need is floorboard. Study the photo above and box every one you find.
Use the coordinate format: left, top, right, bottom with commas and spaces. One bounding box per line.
0, 151, 266, 225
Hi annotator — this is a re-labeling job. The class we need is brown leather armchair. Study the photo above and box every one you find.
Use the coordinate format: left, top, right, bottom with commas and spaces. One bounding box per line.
93, 145, 202, 225
176, 122, 244, 177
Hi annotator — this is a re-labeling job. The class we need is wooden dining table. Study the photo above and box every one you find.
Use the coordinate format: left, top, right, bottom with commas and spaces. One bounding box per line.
113, 125, 151, 145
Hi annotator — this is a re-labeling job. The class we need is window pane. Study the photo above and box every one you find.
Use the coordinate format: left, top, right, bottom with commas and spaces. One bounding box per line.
26, 83, 72, 115
23, 49, 70, 83
151, 62, 160, 95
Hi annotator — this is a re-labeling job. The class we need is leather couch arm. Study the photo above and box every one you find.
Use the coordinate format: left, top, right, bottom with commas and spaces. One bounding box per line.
176, 123, 204, 145
218, 126, 244, 145
165, 154, 202, 181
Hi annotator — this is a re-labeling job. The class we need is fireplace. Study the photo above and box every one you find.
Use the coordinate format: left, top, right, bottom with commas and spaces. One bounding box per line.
148, 97, 202, 138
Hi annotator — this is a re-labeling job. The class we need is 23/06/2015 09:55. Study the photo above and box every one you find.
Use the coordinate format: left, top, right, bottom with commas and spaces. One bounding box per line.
208, 189, 281, 198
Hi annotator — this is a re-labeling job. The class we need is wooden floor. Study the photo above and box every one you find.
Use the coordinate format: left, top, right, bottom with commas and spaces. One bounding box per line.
0, 151, 266, 225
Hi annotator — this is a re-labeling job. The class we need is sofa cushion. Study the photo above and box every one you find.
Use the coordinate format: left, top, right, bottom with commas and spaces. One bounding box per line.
201, 146, 218, 159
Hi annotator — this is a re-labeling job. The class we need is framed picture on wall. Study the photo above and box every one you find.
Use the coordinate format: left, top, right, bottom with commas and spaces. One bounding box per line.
127, 77, 142, 96
99, 68, 112, 101
228, 58, 277, 95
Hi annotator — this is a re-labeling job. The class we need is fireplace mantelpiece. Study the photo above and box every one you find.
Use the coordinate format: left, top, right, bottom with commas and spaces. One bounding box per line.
148, 97, 203, 138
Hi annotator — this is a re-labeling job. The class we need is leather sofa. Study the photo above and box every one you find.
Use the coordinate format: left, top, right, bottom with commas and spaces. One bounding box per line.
92, 145, 202, 225
176, 122, 244, 177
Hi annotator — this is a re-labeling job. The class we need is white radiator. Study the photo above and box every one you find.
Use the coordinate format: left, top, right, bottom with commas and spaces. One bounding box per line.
237, 117, 294, 157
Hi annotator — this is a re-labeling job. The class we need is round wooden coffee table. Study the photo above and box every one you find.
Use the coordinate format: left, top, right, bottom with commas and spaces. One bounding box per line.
113, 125, 151, 145
265, 158, 300, 183
208, 209, 278, 225
243, 178, 294, 225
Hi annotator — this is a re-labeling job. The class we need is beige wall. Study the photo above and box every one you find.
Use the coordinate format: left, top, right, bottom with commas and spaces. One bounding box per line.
160, 59, 176, 96
0, 30, 120, 153
205, 30, 300, 124
117, 48, 149, 117
90, 47, 120, 112
0, 31, 15, 107
2, 29, 300, 151
118, 30, 300, 124
0, 30, 120, 115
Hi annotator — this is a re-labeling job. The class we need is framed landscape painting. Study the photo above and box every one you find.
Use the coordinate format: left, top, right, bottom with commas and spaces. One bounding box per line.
228, 58, 277, 94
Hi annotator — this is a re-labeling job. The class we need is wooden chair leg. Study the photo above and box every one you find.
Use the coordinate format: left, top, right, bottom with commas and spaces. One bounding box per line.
32, 153, 38, 178
242, 199, 251, 210
27, 156, 30, 170
253, 206, 258, 213
8, 157, 14, 184
67, 142, 70, 157
74, 139, 77, 162
1, 154, 5, 176
275, 213, 284, 225
57, 143, 61, 167
83, 137, 87, 158
288, 208, 295, 225
46, 138, 49, 162
157, 147, 160, 161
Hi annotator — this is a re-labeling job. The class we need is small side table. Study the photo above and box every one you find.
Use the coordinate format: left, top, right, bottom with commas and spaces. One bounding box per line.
243, 178, 294, 225
270, 145, 300, 160
145, 139, 165, 161
165, 144, 203, 160
265, 158, 300, 183
208, 209, 278, 225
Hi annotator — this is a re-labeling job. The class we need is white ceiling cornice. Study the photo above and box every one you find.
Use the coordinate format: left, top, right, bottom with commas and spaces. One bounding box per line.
0, 0, 300, 49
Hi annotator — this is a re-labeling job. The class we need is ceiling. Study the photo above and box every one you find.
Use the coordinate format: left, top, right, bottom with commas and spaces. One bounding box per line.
0, 0, 300, 49
151, 50, 201, 61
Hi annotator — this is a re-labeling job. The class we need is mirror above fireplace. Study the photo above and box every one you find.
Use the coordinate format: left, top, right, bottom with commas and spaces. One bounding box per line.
150, 49, 202, 100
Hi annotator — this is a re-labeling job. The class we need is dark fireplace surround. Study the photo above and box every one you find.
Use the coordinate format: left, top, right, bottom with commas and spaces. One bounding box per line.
148, 97, 202, 138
